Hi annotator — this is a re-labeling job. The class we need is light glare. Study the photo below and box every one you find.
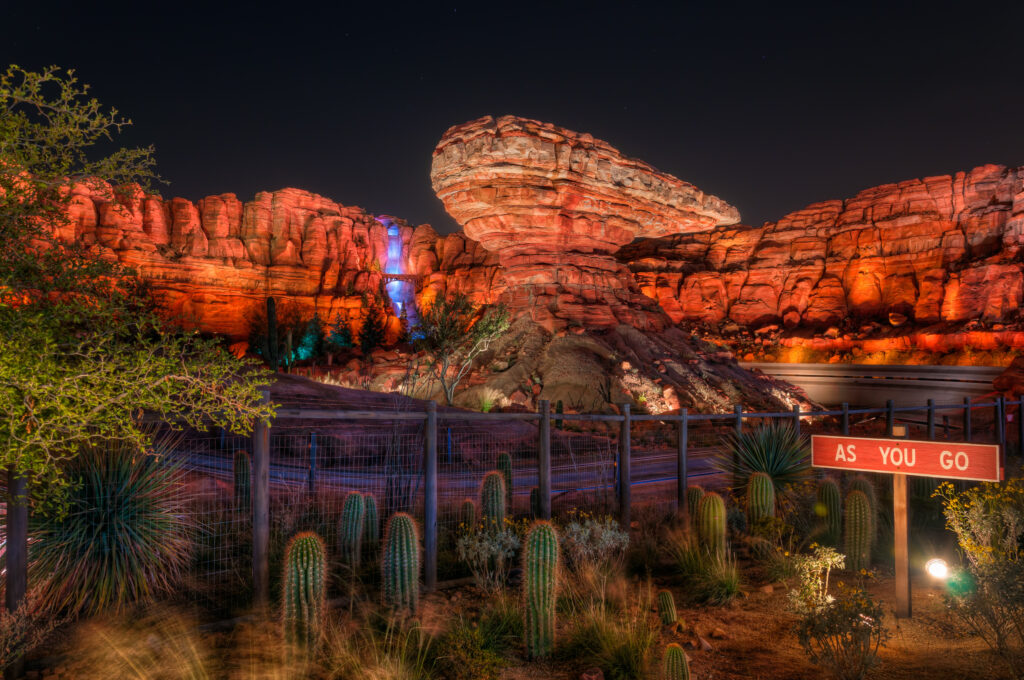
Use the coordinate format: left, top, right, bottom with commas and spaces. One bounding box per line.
926, 558, 949, 579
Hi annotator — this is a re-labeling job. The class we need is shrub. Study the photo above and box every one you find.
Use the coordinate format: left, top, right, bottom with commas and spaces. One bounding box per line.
0, 592, 63, 672
559, 512, 630, 573
27, 439, 192, 615
936, 479, 1024, 677
561, 589, 656, 680
789, 545, 888, 680
455, 520, 520, 594
714, 421, 810, 492
666, 530, 742, 605
434, 618, 504, 680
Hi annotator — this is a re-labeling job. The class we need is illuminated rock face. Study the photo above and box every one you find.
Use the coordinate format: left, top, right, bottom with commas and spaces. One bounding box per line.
430, 115, 740, 331
66, 182, 434, 340
623, 164, 1024, 329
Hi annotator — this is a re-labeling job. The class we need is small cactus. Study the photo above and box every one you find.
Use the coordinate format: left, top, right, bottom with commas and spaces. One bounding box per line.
686, 485, 704, 529
663, 642, 691, 680
497, 452, 514, 504
339, 491, 365, 568
816, 479, 842, 547
363, 493, 380, 550
481, 470, 507, 527
530, 486, 542, 518
233, 450, 252, 515
849, 476, 877, 547
382, 513, 420, 613
746, 471, 776, 525
524, 521, 559, 659
282, 531, 327, 648
460, 498, 477, 530
657, 589, 677, 625
845, 489, 872, 571
697, 492, 727, 556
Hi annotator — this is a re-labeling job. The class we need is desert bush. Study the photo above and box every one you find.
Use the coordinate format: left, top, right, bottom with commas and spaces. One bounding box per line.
666, 530, 742, 605
433, 617, 505, 680
455, 519, 520, 594
714, 421, 810, 492
936, 479, 1024, 677
475, 593, 524, 655
561, 588, 656, 680
789, 545, 888, 680
559, 511, 630, 572
27, 438, 192, 615
324, 613, 438, 680
0, 592, 64, 672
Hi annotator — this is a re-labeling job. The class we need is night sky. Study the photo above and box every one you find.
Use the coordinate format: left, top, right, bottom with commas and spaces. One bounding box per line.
4, 1, 1023, 233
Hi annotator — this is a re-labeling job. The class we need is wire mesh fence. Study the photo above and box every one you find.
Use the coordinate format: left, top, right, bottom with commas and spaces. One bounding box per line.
6, 394, 1019, 619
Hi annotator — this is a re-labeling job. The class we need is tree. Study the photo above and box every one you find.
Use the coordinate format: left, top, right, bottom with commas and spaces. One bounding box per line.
358, 304, 386, 355
0, 65, 272, 509
326, 314, 354, 351
413, 293, 510, 405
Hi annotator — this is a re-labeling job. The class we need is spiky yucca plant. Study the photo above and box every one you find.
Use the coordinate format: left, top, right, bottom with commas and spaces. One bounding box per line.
713, 421, 810, 492
27, 438, 192, 615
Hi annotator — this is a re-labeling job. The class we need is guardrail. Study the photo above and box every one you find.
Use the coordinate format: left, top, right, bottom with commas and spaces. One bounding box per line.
741, 362, 1003, 406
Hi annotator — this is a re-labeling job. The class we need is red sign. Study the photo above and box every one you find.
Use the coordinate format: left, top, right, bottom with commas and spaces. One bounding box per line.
811, 435, 1002, 482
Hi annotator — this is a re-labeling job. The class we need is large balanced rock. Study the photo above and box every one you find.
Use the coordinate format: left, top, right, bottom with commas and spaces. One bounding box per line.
431, 115, 740, 331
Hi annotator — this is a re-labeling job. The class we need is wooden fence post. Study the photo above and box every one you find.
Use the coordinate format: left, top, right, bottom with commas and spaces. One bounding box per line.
424, 401, 438, 591
792, 403, 801, 437
677, 410, 688, 527
894, 473, 911, 618
886, 399, 895, 436
997, 396, 1006, 449
252, 388, 271, 608
733, 403, 743, 436
964, 396, 973, 443
538, 399, 552, 520
619, 403, 632, 529
927, 399, 935, 441
308, 432, 317, 494
4, 470, 28, 680
841, 402, 850, 436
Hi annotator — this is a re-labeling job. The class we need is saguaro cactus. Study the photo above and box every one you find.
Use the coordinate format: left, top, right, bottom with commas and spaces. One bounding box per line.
697, 492, 727, 556
497, 452, 514, 504
849, 476, 877, 547
282, 531, 327, 648
481, 470, 507, 527
460, 498, 477, 530
657, 589, 678, 625
817, 479, 842, 546
363, 493, 380, 549
686, 485, 704, 529
382, 513, 420, 613
233, 449, 252, 514
339, 491, 365, 568
524, 521, 559, 659
663, 643, 691, 680
529, 486, 542, 518
845, 489, 872, 571
746, 471, 776, 525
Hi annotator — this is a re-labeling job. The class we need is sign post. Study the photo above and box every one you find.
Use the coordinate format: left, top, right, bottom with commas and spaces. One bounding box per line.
811, 434, 1001, 618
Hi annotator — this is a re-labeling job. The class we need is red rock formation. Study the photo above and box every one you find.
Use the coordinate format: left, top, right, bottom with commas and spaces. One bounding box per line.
65, 181, 437, 340
430, 115, 740, 331
623, 164, 1024, 336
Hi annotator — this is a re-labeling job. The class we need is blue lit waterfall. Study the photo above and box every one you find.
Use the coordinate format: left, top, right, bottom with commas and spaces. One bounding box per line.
381, 219, 419, 330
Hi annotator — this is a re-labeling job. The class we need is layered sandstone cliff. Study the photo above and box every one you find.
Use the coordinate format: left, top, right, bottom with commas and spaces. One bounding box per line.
621, 164, 1024, 334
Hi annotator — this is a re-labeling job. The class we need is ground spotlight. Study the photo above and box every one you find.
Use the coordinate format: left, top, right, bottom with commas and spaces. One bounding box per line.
925, 558, 949, 579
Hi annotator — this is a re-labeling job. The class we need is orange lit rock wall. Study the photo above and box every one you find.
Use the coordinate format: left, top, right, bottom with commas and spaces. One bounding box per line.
621, 164, 1024, 329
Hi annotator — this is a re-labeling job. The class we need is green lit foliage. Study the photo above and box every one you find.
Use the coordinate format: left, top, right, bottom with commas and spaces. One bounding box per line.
713, 421, 810, 493
0, 65, 272, 507
413, 293, 510, 405
359, 305, 387, 355
27, 437, 192, 615
326, 315, 354, 350
294, 314, 325, 362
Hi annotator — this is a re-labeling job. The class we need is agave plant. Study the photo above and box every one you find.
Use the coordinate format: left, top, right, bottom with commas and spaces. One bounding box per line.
713, 420, 810, 494
27, 437, 193, 615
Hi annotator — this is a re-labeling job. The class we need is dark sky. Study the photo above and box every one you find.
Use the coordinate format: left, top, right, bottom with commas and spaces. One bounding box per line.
4, 1, 1023, 232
